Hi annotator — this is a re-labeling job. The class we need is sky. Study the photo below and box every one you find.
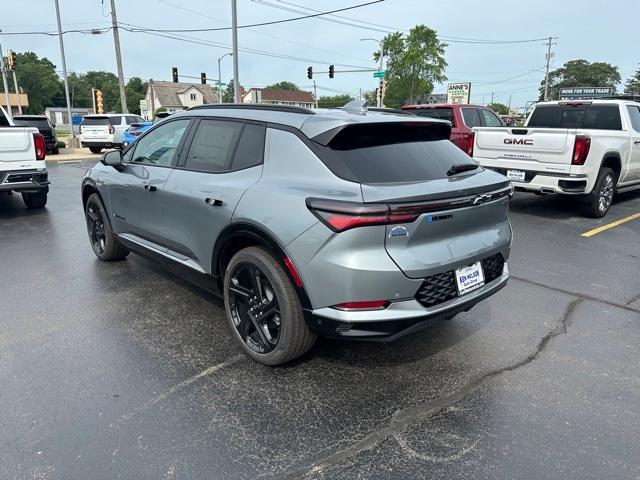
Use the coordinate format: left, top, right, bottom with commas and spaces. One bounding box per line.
0, 0, 637, 111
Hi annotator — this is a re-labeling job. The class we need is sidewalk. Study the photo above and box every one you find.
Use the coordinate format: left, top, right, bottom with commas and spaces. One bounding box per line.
47, 148, 102, 162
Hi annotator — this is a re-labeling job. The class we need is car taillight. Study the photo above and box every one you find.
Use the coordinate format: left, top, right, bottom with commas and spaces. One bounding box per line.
571, 135, 591, 166
333, 300, 390, 311
33, 133, 46, 160
465, 132, 475, 157
130, 131, 142, 137
306, 198, 419, 233
109, 125, 115, 134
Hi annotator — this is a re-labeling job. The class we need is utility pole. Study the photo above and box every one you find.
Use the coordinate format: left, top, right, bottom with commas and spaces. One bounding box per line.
543, 36, 556, 101
231, 0, 240, 103
0, 41, 12, 122
313, 80, 318, 108
53, 1, 75, 141
12, 69, 22, 114
110, 0, 128, 113
491, 92, 494, 104
508, 94, 512, 113
377, 42, 384, 107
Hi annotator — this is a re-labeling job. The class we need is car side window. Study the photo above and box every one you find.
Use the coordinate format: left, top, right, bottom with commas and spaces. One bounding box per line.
129, 119, 190, 167
480, 109, 503, 127
231, 123, 265, 170
184, 120, 243, 173
626, 106, 640, 132
461, 108, 482, 127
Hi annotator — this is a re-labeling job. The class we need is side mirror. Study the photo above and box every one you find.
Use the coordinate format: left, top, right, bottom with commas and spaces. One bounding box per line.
102, 149, 124, 170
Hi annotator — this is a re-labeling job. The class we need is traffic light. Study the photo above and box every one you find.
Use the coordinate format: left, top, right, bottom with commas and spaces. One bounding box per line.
172, 67, 179, 83
201, 72, 207, 85
307, 66, 313, 79
6, 50, 14, 71
329, 65, 334, 79
95, 89, 104, 114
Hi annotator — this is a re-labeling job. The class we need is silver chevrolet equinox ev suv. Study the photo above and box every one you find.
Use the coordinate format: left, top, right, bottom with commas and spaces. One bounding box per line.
81, 103, 512, 365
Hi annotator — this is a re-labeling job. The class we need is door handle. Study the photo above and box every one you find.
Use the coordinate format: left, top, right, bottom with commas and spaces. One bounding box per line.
144, 184, 157, 192
205, 198, 223, 206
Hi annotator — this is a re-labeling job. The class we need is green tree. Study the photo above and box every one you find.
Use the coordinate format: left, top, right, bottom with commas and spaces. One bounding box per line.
362, 89, 377, 105
265, 81, 299, 91
624, 66, 640, 95
316, 94, 354, 108
374, 25, 447, 108
125, 77, 148, 115
488, 102, 509, 115
539, 59, 621, 101
223, 79, 235, 103
82, 71, 121, 112
1, 52, 63, 114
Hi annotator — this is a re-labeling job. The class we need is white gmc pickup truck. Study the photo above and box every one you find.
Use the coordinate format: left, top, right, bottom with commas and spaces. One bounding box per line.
0, 105, 49, 209
472, 99, 640, 217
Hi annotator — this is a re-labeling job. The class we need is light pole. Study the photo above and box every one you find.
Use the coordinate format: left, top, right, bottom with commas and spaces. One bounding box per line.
54, 0, 75, 142
0, 36, 12, 122
361, 38, 384, 107
217, 52, 232, 103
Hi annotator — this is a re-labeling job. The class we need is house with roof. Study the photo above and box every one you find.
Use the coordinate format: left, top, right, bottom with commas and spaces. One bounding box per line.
242, 88, 315, 109
142, 80, 220, 120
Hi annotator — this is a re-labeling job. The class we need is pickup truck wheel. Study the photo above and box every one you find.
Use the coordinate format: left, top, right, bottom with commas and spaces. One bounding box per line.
89, 147, 102, 154
85, 193, 129, 261
224, 246, 316, 366
584, 167, 615, 218
22, 191, 47, 209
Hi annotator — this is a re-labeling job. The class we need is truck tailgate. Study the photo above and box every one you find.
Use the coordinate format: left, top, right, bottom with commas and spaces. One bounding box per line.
0, 127, 38, 163
474, 127, 574, 166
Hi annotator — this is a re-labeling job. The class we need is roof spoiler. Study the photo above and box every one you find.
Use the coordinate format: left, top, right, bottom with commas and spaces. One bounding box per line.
312, 121, 452, 147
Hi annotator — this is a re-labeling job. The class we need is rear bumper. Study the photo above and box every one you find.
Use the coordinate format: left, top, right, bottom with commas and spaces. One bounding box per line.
305, 263, 508, 340
0, 169, 50, 193
483, 166, 590, 195
80, 141, 122, 149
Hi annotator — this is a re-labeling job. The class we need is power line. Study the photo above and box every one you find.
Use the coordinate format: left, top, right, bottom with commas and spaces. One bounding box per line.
119, 23, 370, 69
152, 0, 368, 64
120, 0, 384, 33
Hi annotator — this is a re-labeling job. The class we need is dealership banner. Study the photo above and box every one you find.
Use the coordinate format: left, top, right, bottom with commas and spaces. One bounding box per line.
558, 87, 613, 100
447, 83, 471, 104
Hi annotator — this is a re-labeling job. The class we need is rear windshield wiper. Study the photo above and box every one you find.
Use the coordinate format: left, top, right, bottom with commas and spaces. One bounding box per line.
447, 163, 479, 176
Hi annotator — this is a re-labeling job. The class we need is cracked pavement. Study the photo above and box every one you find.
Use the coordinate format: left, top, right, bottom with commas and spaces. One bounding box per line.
1, 160, 639, 479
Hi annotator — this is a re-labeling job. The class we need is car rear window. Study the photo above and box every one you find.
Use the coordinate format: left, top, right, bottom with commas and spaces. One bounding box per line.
13, 118, 51, 128
82, 116, 110, 126
407, 107, 454, 124
314, 123, 476, 184
528, 104, 622, 130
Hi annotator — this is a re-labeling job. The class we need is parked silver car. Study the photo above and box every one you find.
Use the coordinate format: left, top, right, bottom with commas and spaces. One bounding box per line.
81, 103, 513, 365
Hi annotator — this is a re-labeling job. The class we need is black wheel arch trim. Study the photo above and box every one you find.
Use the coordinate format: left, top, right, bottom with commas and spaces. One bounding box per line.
81, 179, 114, 230
212, 222, 313, 310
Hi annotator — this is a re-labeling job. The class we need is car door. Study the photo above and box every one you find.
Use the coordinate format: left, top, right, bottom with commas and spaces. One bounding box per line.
108, 118, 192, 246
624, 105, 640, 183
161, 119, 265, 273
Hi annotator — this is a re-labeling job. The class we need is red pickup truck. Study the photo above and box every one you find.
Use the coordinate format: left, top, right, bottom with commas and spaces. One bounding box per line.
401, 103, 504, 156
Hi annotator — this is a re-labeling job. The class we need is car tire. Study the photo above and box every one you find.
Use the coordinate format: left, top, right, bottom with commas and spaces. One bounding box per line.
85, 193, 129, 261
224, 246, 317, 366
22, 191, 47, 209
583, 167, 615, 218
89, 147, 102, 154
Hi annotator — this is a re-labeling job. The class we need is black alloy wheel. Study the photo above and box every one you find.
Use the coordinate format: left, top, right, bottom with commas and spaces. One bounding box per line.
86, 200, 106, 255
228, 262, 282, 354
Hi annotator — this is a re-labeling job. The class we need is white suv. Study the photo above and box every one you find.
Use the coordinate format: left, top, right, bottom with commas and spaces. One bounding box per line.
80, 114, 145, 153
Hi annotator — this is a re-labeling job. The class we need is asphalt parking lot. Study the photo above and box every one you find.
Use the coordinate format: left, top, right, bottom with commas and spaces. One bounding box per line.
1, 160, 639, 480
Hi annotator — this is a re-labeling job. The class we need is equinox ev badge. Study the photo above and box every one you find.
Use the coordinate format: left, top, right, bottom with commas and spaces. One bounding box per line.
389, 226, 409, 237
426, 214, 453, 222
